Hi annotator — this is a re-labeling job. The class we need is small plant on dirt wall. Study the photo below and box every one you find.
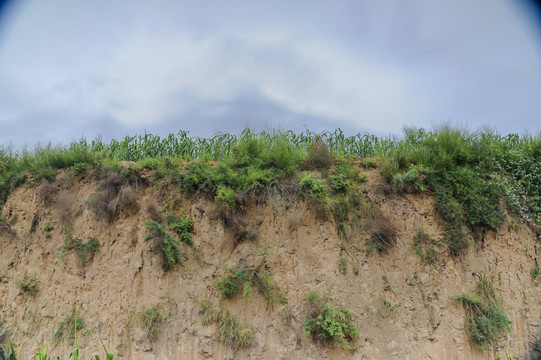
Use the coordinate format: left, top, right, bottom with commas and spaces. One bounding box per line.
166, 214, 195, 246
16, 275, 39, 295
140, 306, 164, 342
303, 288, 359, 350
61, 232, 100, 267
54, 311, 84, 345
452, 275, 510, 349
144, 220, 181, 270
216, 246, 286, 304
200, 300, 255, 349
412, 228, 437, 264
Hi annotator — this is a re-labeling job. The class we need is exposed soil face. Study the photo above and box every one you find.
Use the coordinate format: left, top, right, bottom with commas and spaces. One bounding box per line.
1, 168, 541, 359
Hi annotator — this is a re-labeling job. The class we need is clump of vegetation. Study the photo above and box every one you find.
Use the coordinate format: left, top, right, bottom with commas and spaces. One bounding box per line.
452, 275, 510, 349
44, 223, 54, 239
62, 233, 100, 267
0, 340, 17, 360
200, 301, 255, 348
140, 306, 164, 342
166, 214, 195, 246
217, 247, 286, 304
412, 228, 437, 264
144, 220, 181, 270
54, 311, 84, 345
338, 258, 347, 275
303, 289, 359, 350
383, 126, 512, 255
16, 275, 39, 295
300, 173, 330, 217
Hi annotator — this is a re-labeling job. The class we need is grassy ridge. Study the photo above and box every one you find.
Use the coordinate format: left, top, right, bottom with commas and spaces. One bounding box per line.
1, 126, 540, 255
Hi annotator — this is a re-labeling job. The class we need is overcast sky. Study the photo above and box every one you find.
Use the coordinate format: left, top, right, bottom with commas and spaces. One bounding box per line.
0, 0, 540, 148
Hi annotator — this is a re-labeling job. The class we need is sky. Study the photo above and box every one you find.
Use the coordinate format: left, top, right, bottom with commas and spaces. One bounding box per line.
0, 0, 540, 148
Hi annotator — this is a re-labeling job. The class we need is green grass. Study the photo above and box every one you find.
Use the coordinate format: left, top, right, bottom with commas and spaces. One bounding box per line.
452, 275, 510, 349
200, 301, 255, 348
2, 125, 541, 248
54, 311, 84, 345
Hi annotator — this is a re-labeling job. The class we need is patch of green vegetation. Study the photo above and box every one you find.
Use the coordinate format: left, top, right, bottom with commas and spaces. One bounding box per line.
412, 228, 437, 264
200, 300, 255, 348
144, 220, 181, 270
338, 258, 347, 275
384, 126, 510, 255
62, 233, 100, 267
140, 306, 164, 342
16, 275, 39, 295
217, 247, 286, 304
0, 340, 18, 360
303, 288, 359, 350
300, 173, 330, 216
44, 223, 54, 239
166, 214, 195, 246
452, 275, 510, 349
54, 311, 84, 345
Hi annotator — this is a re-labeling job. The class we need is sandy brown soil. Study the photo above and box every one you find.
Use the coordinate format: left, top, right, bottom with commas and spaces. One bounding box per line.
1, 168, 540, 359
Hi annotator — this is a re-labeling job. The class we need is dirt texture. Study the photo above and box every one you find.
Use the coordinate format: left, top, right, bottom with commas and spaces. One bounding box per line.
1, 168, 541, 360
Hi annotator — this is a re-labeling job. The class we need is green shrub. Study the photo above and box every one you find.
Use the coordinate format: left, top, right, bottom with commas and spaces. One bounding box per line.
215, 185, 237, 210
303, 289, 359, 350
200, 301, 255, 348
299, 173, 330, 215
452, 275, 510, 349
144, 220, 181, 270
167, 214, 195, 246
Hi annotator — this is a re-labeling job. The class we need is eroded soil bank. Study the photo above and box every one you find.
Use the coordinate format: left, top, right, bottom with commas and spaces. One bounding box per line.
1, 168, 541, 360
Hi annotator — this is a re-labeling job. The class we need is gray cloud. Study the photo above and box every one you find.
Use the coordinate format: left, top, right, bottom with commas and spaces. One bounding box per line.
1, 0, 540, 148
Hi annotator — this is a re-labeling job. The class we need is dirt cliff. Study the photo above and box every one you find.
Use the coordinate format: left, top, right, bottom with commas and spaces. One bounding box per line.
1, 167, 540, 360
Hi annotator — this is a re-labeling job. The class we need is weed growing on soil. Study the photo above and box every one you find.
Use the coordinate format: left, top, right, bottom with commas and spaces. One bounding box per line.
16, 275, 39, 295
140, 306, 163, 342
144, 220, 181, 270
452, 275, 510, 349
54, 311, 84, 345
166, 214, 195, 246
412, 228, 437, 264
338, 258, 347, 275
44, 223, 54, 239
200, 301, 255, 348
303, 288, 359, 350
217, 247, 286, 304
61, 233, 99, 267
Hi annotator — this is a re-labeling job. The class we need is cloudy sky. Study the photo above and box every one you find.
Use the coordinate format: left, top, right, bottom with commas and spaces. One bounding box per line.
0, 0, 540, 148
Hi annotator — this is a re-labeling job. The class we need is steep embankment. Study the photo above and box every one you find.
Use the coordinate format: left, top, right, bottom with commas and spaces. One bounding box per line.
0, 167, 540, 360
